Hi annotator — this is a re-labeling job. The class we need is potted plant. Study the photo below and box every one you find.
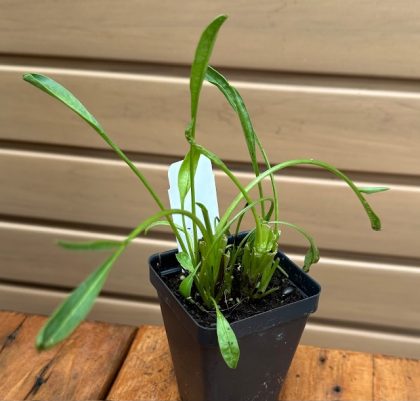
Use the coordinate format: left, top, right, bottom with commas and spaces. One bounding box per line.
22, 15, 387, 401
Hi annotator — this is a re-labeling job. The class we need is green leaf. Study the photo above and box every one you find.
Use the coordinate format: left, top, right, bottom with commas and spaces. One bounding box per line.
212, 299, 240, 369
196, 202, 214, 235
179, 273, 195, 298
269, 221, 319, 272
205, 66, 275, 218
190, 15, 227, 125
57, 240, 121, 251
205, 66, 237, 111
178, 149, 201, 204
23, 73, 103, 133
176, 252, 194, 273
36, 252, 119, 350
358, 186, 389, 194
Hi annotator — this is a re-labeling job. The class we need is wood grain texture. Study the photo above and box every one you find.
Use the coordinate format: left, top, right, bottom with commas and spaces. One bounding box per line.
1, 221, 420, 332
2, 283, 420, 359
0, 311, 26, 348
280, 346, 373, 400
107, 326, 179, 401
302, 323, 420, 360
3, 65, 420, 176
2, 1, 420, 78
0, 284, 163, 327
374, 354, 420, 400
107, 326, 420, 401
0, 313, 135, 400
0, 149, 418, 260
0, 221, 170, 297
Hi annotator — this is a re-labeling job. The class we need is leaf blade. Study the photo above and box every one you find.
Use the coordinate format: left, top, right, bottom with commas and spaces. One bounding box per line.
358, 186, 390, 194
212, 299, 240, 369
36, 252, 119, 350
190, 15, 228, 125
23, 73, 103, 133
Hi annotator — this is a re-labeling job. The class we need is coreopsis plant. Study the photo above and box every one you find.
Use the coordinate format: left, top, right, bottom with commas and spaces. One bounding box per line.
23, 15, 386, 369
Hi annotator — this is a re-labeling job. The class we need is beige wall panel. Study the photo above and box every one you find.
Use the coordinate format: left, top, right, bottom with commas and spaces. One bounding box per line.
0, 149, 418, 258
1, 222, 420, 331
302, 323, 420, 360
0, 222, 170, 298
2, 66, 420, 176
2, 283, 419, 359
0, 284, 163, 326
2, 1, 420, 78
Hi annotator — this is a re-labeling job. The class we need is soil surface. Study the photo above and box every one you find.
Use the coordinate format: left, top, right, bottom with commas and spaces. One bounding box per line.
162, 265, 307, 328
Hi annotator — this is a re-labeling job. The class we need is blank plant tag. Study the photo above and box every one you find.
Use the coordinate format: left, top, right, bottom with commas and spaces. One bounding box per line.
168, 155, 220, 252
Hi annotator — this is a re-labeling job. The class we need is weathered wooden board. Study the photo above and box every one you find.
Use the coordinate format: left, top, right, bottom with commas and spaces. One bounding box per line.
0, 313, 135, 400
2, 1, 420, 78
2, 284, 420, 360
107, 326, 179, 401
107, 325, 420, 401
374, 354, 420, 400
3, 65, 420, 176
0, 149, 417, 260
280, 346, 373, 400
1, 221, 420, 331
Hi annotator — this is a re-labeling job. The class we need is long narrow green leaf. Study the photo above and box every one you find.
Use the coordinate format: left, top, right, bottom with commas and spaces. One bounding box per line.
219, 158, 383, 232
37, 207, 213, 350
189, 15, 227, 127
269, 221, 319, 272
212, 299, 240, 369
36, 252, 120, 350
23, 73, 103, 132
57, 240, 121, 251
205, 66, 278, 220
358, 186, 389, 194
23, 73, 188, 255
178, 148, 201, 203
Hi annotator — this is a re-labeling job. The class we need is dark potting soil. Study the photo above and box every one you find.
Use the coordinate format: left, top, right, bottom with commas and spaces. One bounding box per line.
161, 265, 307, 328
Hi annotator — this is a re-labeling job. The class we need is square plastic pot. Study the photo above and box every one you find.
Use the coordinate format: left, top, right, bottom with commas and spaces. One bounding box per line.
149, 242, 321, 401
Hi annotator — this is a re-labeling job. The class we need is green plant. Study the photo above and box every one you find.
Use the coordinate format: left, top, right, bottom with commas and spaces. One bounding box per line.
23, 15, 387, 370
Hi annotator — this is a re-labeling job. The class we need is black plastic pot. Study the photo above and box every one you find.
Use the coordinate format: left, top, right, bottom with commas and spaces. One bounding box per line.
149, 240, 321, 401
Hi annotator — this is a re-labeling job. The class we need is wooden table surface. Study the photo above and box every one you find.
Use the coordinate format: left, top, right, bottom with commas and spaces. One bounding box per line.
0, 311, 419, 401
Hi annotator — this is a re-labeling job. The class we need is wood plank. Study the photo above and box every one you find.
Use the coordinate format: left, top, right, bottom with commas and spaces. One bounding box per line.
1, 221, 420, 332
0, 312, 136, 400
3, 65, 420, 176
303, 323, 420, 360
2, 283, 420, 359
107, 326, 179, 401
2, 1, 420, 78
0, 284, 163, 327
1, 149, 418, 260
0, 311, 27, 351
107, 326, 375, 401
373, 354, 420, 400
280, 346, 373, 400
0, 221, 170, 298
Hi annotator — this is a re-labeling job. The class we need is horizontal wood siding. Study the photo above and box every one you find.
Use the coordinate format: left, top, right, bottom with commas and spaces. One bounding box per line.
1, 149, 418, 259
1, 221, 420, 331
2, 65, 420, 176
2, 2, 420, 78
1, 3, 419, 358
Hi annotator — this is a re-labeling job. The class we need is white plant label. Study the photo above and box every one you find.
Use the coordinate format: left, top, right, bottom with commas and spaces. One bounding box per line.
168, 155, 220, 252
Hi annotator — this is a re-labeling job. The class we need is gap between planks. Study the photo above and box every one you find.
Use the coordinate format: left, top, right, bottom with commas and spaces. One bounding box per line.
107, 325, 420, 401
